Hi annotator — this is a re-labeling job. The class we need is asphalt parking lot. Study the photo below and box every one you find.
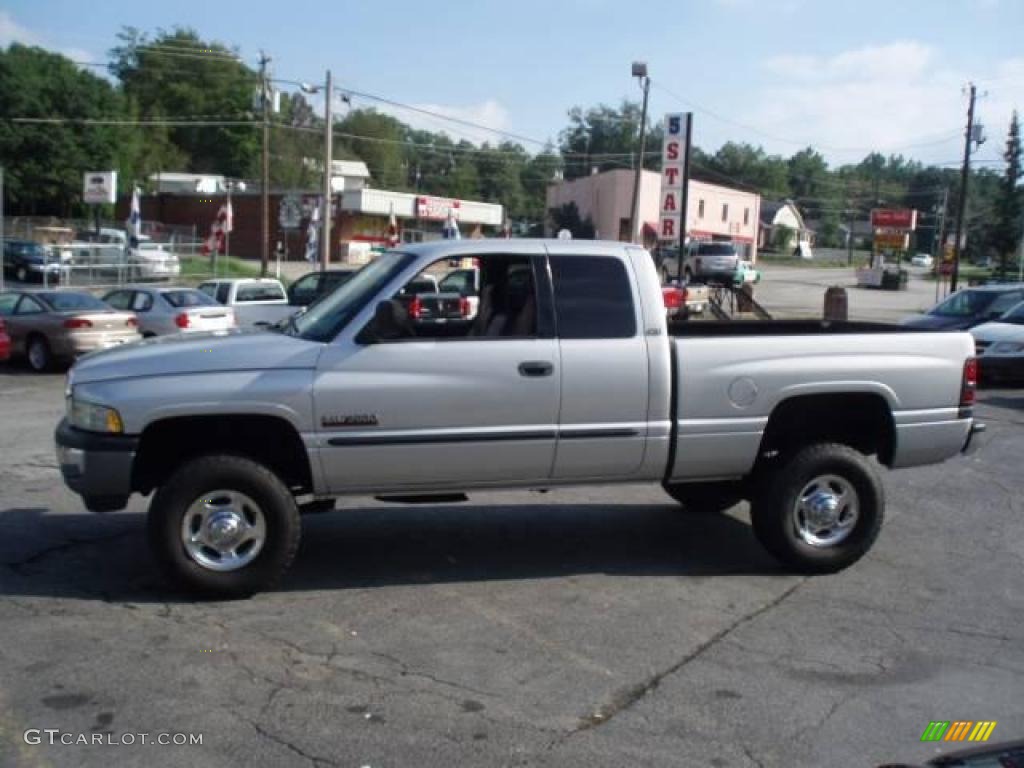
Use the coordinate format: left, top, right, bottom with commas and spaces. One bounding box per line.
1, 362, 1022, 768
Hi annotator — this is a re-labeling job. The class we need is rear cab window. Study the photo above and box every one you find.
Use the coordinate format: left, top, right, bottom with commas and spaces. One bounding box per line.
549, 255, 637, 339
235, 282, 286, 302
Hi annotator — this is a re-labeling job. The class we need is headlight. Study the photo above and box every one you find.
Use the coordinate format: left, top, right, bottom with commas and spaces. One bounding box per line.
68, 398, 124, 433
991, 341, 1024, 355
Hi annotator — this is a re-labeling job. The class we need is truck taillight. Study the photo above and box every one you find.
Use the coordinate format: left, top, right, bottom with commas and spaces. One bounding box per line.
961, 357, 977, 406
459, 297, 470, 317
662, 287, 682, 309
175, 312, 190, 329
63, 318, 93, 329
409, 296, 422, 320
126, 317, 138, 328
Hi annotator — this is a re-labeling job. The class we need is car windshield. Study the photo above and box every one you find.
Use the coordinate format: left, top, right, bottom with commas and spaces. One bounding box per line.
162, 290, 219, 308
998, 301, 1024, 325
929, 290, 997, 317
37, 292, 109, 311
290, 252, 413, 342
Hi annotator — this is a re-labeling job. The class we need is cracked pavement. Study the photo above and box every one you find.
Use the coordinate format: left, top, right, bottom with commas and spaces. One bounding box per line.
1, 369, 1022, 767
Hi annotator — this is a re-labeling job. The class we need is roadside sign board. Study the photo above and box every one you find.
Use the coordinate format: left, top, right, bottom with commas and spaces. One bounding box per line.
82, 171, 117, 205
871, 208, 917, 230
416, 196, 460, 221
658, 113, 685, 245
874, 231, 910, 250
278, 195, 302, 230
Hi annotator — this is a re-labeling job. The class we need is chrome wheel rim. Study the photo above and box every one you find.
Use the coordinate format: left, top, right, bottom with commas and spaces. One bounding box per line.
181, 490, 266, 572
792, 474, 859, 548
28, 340, 47, 370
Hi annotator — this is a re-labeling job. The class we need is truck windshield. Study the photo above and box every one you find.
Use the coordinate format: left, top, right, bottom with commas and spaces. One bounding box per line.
290, 252, 413, 342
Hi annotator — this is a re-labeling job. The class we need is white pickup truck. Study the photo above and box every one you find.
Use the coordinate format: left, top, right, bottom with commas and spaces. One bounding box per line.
56, 239, 984, 597
197, 278, 296, 329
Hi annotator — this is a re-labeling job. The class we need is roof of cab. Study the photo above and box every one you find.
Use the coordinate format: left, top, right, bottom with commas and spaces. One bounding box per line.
395, 238, 644, 260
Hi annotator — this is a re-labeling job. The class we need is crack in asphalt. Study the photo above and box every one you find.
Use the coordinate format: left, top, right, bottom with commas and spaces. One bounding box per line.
569, 579, 807, 735
2, 530, 136, 573
742, 744, 767, 768
369, 650, 495, 699
243, 717, 343, 768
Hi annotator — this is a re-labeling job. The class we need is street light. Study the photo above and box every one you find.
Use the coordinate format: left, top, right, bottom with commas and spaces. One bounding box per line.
301, 76, 351, 270
628, 61, 650, 245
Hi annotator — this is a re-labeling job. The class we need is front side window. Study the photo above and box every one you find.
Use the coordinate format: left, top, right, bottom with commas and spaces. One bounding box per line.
931, 290, 993, 318
162, 290, 218, 309
15, 296, 45, 315
988, 292, 1024, 316
215, 284, 231, 304
103, 291, 133, 310
0, 293, 19, 316
132, 292, 154, 312
549, 256, 636, 339
290, 274, 321, 304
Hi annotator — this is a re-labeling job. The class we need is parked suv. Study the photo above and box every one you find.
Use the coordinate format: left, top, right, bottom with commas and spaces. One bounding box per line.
656, 241, 741, 284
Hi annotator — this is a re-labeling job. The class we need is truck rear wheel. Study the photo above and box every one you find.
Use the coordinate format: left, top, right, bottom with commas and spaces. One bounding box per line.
663, 481, 743, 514
749, 443, 883, 573
147, 454, 301, 597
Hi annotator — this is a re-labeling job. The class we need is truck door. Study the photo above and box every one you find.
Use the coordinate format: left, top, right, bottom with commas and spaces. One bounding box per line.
314, 249, 561, 493
547, 249, 649, 479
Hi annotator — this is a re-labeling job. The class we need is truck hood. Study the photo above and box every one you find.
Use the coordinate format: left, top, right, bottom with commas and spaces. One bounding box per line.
971, 321, 1024, 343
70, 329, 323, 384
901, 313, 974, 330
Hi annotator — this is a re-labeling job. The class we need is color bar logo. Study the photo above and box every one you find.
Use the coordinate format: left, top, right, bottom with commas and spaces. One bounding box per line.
921, 721, 997, 742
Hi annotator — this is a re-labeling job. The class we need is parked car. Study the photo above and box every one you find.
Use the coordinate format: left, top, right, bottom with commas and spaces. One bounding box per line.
287, 269, 358, 307
735, 260, 761, 284
55, 239, 981, 596
437, 267, 481, 319
2, 239, 61, 284
0, 317, 10, 362
103, 286, 237, 337
662, 283, 708, 320
197, 278, 295, 329
902, 285, 1024, 330
910, 253, 934, 268
970, 300, 1024, 384
0, 290, 140, 371
659, 241, 741, 284
73, 228, 180, 279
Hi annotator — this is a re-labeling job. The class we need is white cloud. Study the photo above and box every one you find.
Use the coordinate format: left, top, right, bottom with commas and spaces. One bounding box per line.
0, 10, 39, 47
748, 41, 1024, 165
0, 11, 100, 68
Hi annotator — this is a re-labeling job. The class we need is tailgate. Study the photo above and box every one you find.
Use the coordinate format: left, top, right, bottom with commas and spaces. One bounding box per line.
187, 307, 235, 331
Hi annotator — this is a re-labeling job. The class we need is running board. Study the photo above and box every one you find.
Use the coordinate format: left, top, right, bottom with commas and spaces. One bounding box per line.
375, 493, 469, 504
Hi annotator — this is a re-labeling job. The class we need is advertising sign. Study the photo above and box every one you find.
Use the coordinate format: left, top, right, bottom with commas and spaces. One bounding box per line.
871, 208, 917, 230
874, 231, 910, 250
658, 113, 685, 245
82, 171, 117, 205
416, 196, 460, 221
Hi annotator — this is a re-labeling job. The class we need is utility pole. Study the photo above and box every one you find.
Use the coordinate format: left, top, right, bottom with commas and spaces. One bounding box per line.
322, 69, 333, 270
628, 62, 650, 244
259, 51, 271, 277
0, 167, 5, 292
951, 83, 976, 293
676, 113, 693, 279
934, 187, 948, 301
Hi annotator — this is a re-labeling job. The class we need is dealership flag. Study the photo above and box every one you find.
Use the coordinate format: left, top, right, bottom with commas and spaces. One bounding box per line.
201, 203, 232, 256
304, 201, 320, 263
386, 205, 400, 247
442, 207, 461, 240
126, 186, 142, 248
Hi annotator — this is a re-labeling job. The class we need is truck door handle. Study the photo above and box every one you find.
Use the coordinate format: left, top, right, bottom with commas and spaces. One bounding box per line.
518, 361, 554, 377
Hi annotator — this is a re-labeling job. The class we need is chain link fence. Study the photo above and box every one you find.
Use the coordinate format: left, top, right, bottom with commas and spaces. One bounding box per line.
3, 217, 262, 291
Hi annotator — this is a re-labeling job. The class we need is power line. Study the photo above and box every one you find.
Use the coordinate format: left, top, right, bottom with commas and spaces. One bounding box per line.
9, 117, 258, 127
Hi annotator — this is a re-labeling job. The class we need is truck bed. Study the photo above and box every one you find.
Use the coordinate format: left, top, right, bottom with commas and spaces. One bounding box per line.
669, 319, 922, 336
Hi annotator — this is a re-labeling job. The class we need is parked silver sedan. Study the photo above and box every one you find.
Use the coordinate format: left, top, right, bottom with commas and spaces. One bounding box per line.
0, 290, 140, 371
102, 286, 237, 337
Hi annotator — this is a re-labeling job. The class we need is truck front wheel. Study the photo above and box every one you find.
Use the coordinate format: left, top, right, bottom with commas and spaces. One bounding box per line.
147, 454, 301, 597
749, 443, 883, 573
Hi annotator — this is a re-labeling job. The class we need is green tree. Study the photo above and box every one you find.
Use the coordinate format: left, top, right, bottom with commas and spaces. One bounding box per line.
559, 101, 658, 180
992, 111, 1022, 276
110, 27, 259, 177
704, 142, 790, 198
548, 202, 594, 239
0, 44, 130, 215
773, 224, 795, 252
334, 108, 407, 188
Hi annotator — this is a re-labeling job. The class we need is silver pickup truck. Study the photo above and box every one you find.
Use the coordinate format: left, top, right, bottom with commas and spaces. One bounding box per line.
55, 239, 984, 596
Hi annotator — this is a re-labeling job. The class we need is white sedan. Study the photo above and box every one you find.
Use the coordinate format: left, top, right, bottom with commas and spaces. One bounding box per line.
971, 301, 1024, 384
102, 286, 236, 337
910, 253, 934, 268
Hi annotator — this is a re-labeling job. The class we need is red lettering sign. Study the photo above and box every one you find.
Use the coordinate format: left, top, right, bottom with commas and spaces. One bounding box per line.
665, 167, 680, 185
666, 141, 679, 161
661, 219, 675, 237
663, 193, 677, 212
870, 208, 917, 230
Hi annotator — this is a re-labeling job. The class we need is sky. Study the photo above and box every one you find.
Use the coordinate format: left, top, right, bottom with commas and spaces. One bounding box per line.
2, 0, 1023, 169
